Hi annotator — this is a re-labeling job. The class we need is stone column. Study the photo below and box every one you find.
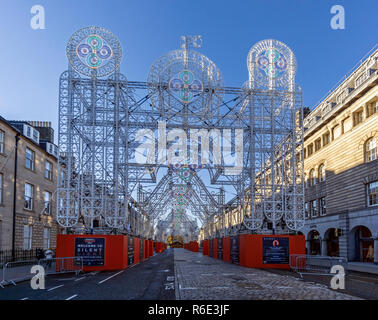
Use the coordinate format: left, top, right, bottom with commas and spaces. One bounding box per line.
321, 239, 328, 256
306, 240, 311, 255
374, 233, 378, 265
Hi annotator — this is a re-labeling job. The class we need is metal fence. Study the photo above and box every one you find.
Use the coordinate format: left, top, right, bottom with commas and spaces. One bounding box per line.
38, 257, 83, 276
0, 248, 50, 265
0, 257, 83, 288
290, 254, 348, 278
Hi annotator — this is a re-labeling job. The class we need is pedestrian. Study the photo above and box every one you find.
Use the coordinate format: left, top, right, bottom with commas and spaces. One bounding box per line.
44, 248, 54, 269
36, 248, 44, 261
366, 244, 374, 262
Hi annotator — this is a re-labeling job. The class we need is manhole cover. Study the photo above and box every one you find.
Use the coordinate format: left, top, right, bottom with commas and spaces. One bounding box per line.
236, 282, 263, 290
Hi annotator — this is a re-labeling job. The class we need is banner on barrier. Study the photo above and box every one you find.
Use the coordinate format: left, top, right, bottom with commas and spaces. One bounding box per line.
74, 238, 105, 266
262, 237, 289, 264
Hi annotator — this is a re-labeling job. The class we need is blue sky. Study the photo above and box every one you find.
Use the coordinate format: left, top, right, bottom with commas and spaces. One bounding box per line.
0, 0, 377, 143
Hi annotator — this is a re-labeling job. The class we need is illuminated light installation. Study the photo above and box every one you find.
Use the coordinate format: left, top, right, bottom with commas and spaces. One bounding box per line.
57, 28, 305, 241
57, 26, 134, 230
240, 39, 305, 231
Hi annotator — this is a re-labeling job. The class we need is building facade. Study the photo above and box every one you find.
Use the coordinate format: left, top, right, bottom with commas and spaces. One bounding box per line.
0, 117, 63, 252
302, 48, 378, 263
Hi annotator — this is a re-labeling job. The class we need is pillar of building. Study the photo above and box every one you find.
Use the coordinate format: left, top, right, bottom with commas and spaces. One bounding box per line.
374, 233, 378, 265
321, 239, 328, 256
306, 240, 311, 255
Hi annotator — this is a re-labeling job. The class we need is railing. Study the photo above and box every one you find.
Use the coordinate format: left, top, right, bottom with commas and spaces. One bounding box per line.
0, 248, 48, 265
290, 254, 348, 278
0, 257, 83, 288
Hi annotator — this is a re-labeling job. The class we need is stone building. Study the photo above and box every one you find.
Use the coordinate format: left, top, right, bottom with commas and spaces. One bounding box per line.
302, 48, 378, 264
0, 117, 63, 252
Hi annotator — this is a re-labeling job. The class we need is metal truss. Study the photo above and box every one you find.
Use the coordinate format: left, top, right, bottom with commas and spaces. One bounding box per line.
57, 27, 305, 241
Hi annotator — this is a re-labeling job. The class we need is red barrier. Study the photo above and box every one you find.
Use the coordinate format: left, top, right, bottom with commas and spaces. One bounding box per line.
143, 239, 148, 259
148, 240, 153, 256
213, 238, 218, 258
222, 237, 230, 262
134, 237, 140, 264
203, 240, 209, 255
190, 241, 199, 252
56, 234, 128, 272
239, 234, 305, 269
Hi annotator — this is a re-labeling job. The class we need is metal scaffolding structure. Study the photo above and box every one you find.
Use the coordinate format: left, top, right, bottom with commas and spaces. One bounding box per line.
57, 26, 305, 241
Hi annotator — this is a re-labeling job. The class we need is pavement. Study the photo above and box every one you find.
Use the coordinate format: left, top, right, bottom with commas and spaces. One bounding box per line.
1, 248, 378, 300
174, 249, 361, 300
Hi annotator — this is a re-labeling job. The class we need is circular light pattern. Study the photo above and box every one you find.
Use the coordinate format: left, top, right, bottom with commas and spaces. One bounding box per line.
257, 48, 287, 79
147, 48, 224, 120
67, 26, 122, 78
169, 70, 203, 104
76, 34, 112, 69
247, 39, 296, 89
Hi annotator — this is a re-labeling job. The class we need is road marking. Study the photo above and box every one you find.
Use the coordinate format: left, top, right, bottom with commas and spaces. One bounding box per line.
20, 297, 29, 300
47, 285, 64, 291
128, 264, 137, 269
223, 273, 235, 276
179, 284, 197, 290
98, 270, 125, 284
74, 277, 86, 282
65, 294, 78, 300
213, 286, 229, 289
201, 273, 213, 276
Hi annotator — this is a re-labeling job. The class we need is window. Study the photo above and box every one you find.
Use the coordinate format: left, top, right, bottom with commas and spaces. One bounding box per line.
305, 202, 309, 219
318, 164, 326, 182
44, 191, 51, 214
365, 138, 377, 162
320, 197, 326, 216
45, 161, 52, 180
23, 225, 33, 250
0, 130, 4, 153
25, 148, 35, 170
0, 173, 2, 204
304, 148, 307, 159
315, 138, 321, 152
24, 183, 34, 210
308, 144, 313, 157
353, 109, 363, 126
366, 101, 377, 117
309, 169, 316, 186
367, 181, 378, 207
355, 72, 367, 87
323, 132, 330, 146
310, 199, 318, 217
332, 124, 341, 140
43, 228, 51, 249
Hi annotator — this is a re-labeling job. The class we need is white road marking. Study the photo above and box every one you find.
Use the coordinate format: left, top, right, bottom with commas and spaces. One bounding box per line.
20, 297, 29, 300
213, 286, 229, 289
179, 284, 197, 290
74, 277, 86, 282
98, 270, 125, 284
47, 285, 64, 291
65, 294, 78, 300
223, 273, 235, 276
128, 264, 137, 269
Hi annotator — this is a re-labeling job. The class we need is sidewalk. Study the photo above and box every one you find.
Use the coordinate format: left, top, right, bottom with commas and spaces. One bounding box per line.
348, 262, 378, 275
174, 248, 360, 300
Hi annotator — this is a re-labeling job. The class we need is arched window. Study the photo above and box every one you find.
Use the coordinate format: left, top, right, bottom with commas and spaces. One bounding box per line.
309, 169, 316, 186
365, 138, 377, 162
318, 164, 326, 182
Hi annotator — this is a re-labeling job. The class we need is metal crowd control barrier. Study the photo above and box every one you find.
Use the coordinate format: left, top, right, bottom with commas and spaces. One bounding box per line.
1, 260, 38, 287
0, 257, 83, 287
289, 254, 348, 278
38, 257, 83, 276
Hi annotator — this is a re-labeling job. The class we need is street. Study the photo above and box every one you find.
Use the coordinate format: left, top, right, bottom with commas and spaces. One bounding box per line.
1, 248, 378, 300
